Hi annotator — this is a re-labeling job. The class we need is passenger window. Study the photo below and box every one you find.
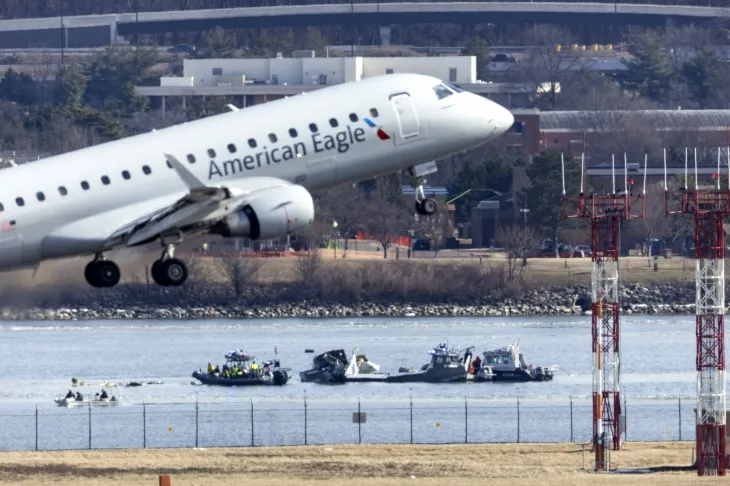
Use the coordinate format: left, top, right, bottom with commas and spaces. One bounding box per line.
309, 123, 318, 133
187, 154, 196, 164
349, 113, 358, 122
36, 192, 45, 202
433, 84, 453, 100
122, 170, 131, 180
207, 149, 216, 158
81, 181, 90, 190
227, 144, 236, 153
329, 118, 338, 128
289, 128, 298, 138
166, 160, 172, 169
269, 133, 277, 143
58, 186, 68, 196
101, 175, 110, 185
248, 139, 257, 148
0, 203, 3, 212
142, 165, 151, 175
370, 108, 379, 118
15, 197, 24, 207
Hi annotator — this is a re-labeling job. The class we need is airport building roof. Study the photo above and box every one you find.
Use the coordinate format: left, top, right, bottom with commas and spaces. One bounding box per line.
540, 110, 730, 131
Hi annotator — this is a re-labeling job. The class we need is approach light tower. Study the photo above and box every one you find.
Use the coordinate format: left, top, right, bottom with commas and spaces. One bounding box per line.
664, 147, 728, 476
562, 152, 646, 471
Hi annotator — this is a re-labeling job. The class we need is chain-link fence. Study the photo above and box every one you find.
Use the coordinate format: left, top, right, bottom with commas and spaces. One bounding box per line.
0, 396, 696, 451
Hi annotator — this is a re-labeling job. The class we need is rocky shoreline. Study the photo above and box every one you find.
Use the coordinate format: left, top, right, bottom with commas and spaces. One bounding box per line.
0, 282, 704, 320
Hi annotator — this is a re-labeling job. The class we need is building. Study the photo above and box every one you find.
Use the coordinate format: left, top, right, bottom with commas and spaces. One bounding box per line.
135, 54, 536, 114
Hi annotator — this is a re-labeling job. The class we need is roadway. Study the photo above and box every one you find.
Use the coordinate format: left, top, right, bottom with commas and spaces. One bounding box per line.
0, 2, 728, 48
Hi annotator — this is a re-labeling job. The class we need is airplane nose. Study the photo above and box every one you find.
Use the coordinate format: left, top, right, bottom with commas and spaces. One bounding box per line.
493, 104, 514, 135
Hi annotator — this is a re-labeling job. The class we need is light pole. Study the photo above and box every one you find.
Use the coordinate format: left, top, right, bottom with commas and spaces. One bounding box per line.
520, 208, 530, 266
332, 221, 339, 258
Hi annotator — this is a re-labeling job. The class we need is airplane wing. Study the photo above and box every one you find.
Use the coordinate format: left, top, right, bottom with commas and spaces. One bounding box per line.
104, 154, 290, 248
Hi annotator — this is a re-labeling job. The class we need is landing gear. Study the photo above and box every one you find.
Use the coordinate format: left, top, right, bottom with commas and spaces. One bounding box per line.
151, 238, 188, 287
84, 255, 121, 288
412, 175, 438, 216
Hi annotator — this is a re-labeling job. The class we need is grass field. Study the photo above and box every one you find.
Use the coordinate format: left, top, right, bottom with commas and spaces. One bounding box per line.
1, 248, 695, 290
0, 442, 714, 485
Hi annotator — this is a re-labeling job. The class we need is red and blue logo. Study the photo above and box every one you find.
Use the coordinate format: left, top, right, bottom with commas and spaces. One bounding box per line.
364, 117, 391, 141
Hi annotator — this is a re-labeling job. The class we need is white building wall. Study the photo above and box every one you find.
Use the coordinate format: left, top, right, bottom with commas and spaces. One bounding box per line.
361, 56, 476, 83
343, 57, 362, 83
183, 58, 269, 86
269, 58, 302, 84
301, 58, 347, 85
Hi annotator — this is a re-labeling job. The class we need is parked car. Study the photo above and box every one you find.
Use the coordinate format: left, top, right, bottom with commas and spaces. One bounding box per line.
574, 244, 591, 257
167, 44, 196, 54
412, 238, 431, 251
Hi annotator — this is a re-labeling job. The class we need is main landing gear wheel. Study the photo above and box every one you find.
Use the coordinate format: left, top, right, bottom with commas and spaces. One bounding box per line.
151, 258, 188, 287
416, 198, 438, 216
84, 260, 121, 288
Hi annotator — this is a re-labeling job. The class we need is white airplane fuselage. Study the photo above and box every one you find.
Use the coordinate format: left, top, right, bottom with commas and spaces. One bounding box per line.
0, 73, 513, 274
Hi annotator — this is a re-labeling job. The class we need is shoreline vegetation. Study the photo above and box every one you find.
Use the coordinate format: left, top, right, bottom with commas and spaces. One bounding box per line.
0, 252, 707, 320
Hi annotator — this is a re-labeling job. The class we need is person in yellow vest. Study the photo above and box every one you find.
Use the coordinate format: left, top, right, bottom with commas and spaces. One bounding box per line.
250, 361, 259, 377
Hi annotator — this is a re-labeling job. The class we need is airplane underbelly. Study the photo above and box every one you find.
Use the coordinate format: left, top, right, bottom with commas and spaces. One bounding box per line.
0, 233, 24, 269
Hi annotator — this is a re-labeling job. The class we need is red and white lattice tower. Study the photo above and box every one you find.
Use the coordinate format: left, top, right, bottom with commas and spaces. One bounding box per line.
562, 152, 646, 471
665, 147, 727, 476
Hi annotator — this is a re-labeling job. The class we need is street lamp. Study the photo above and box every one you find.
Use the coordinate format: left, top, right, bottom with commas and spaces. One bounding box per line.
520, 208, 530, 266
332, 220, 339, 258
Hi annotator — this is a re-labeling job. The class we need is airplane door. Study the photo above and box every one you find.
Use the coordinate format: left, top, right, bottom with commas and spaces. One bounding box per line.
306, 156, 337, 189
389, 93, 420, 142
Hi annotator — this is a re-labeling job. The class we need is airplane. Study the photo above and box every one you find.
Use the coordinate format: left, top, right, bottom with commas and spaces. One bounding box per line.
0, 73, 514, 288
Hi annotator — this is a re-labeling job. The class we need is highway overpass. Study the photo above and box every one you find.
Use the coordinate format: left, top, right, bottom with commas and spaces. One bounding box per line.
1, 2, 729, 48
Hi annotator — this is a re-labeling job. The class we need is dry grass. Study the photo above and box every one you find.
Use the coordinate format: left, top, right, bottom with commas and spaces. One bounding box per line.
0, 442, 715, 486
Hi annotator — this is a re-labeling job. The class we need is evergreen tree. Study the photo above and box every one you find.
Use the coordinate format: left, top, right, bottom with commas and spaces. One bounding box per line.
0, 68, 38, 106
463, 35, 490, 80
53, 64, 86, 107
447, 148, 512, 222
682, 49, 724, 108
622, 31, 674, 103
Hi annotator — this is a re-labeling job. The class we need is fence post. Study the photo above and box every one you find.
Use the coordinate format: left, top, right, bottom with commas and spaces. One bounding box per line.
464, 397, 468, 444
570, 397, 574, 443
195, 398, 199, 448
410, 396, 413, 445
143, 402, 146, 449
35, 405, 38, 451
678, 395, 682, 441
624, 395, 627, 442
88, 403, 92, 450
358, 398, 362, 445
250, 400, 254, 447
516, 398, 520, 443
304, 395, 308, 446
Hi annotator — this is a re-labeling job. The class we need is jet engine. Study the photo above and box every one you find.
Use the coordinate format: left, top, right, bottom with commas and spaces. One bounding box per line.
214, 184, 314, 240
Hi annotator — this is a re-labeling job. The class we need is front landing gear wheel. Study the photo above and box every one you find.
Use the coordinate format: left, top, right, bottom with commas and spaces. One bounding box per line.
416, 197, 438, 216
84, 260, 121, 288
151, 258, 188, 287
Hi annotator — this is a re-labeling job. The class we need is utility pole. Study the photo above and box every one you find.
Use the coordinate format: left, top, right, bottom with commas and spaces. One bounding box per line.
520, 207, 530, 266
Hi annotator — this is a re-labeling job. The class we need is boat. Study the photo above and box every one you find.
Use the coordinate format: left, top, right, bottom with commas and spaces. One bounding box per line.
478, 341, 557, 382
300, 348, 389, 383
54, 391, 120, 407
192, 351, 290, 386
385, 344, 486, 383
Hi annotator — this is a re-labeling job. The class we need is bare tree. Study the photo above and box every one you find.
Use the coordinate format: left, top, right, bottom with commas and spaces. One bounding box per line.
495, 223, 539, 282
294, 248, 322, 282
642, 182, 672, 243
360, 176, 410, 259
215, 256, 264, 298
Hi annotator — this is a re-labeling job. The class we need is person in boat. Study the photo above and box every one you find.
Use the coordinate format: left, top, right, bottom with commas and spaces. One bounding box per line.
207, 363, 214, 373
65, 390, 75, 400
472, 355, 482, 372
75, 391, 83, 401
214, 365, 220, 374
100, 389, 109, 400
250, 361, 259, 377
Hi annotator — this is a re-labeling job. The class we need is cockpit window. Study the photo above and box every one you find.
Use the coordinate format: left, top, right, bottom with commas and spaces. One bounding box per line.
447, 83, 464, 93
433, 84, 453, 100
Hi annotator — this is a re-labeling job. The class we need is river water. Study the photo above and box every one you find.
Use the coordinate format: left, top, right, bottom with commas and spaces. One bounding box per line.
0, 315, 708, 450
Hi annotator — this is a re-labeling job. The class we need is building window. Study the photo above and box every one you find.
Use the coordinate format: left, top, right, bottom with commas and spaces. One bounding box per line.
227, 144, 236, 153
122, 170, 131, 180
81, 181, 90, 190
309, 123, 318, 133
58, 186, 68, 196
449, 68, 457, 83
386, 68, 394, 74
349, 113, 358, 122
142, 165, 152, 175
370, 108, 379, 118
187, 154, 196, 164
15, 197, 24, 207
207, 149, 216, 158
269, 133, 277, 143
329, 118, 338, 128
212, 68, 223, 76
289, 128, 298, 138
101, 175, 110, 185
36, 192, 45, 202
